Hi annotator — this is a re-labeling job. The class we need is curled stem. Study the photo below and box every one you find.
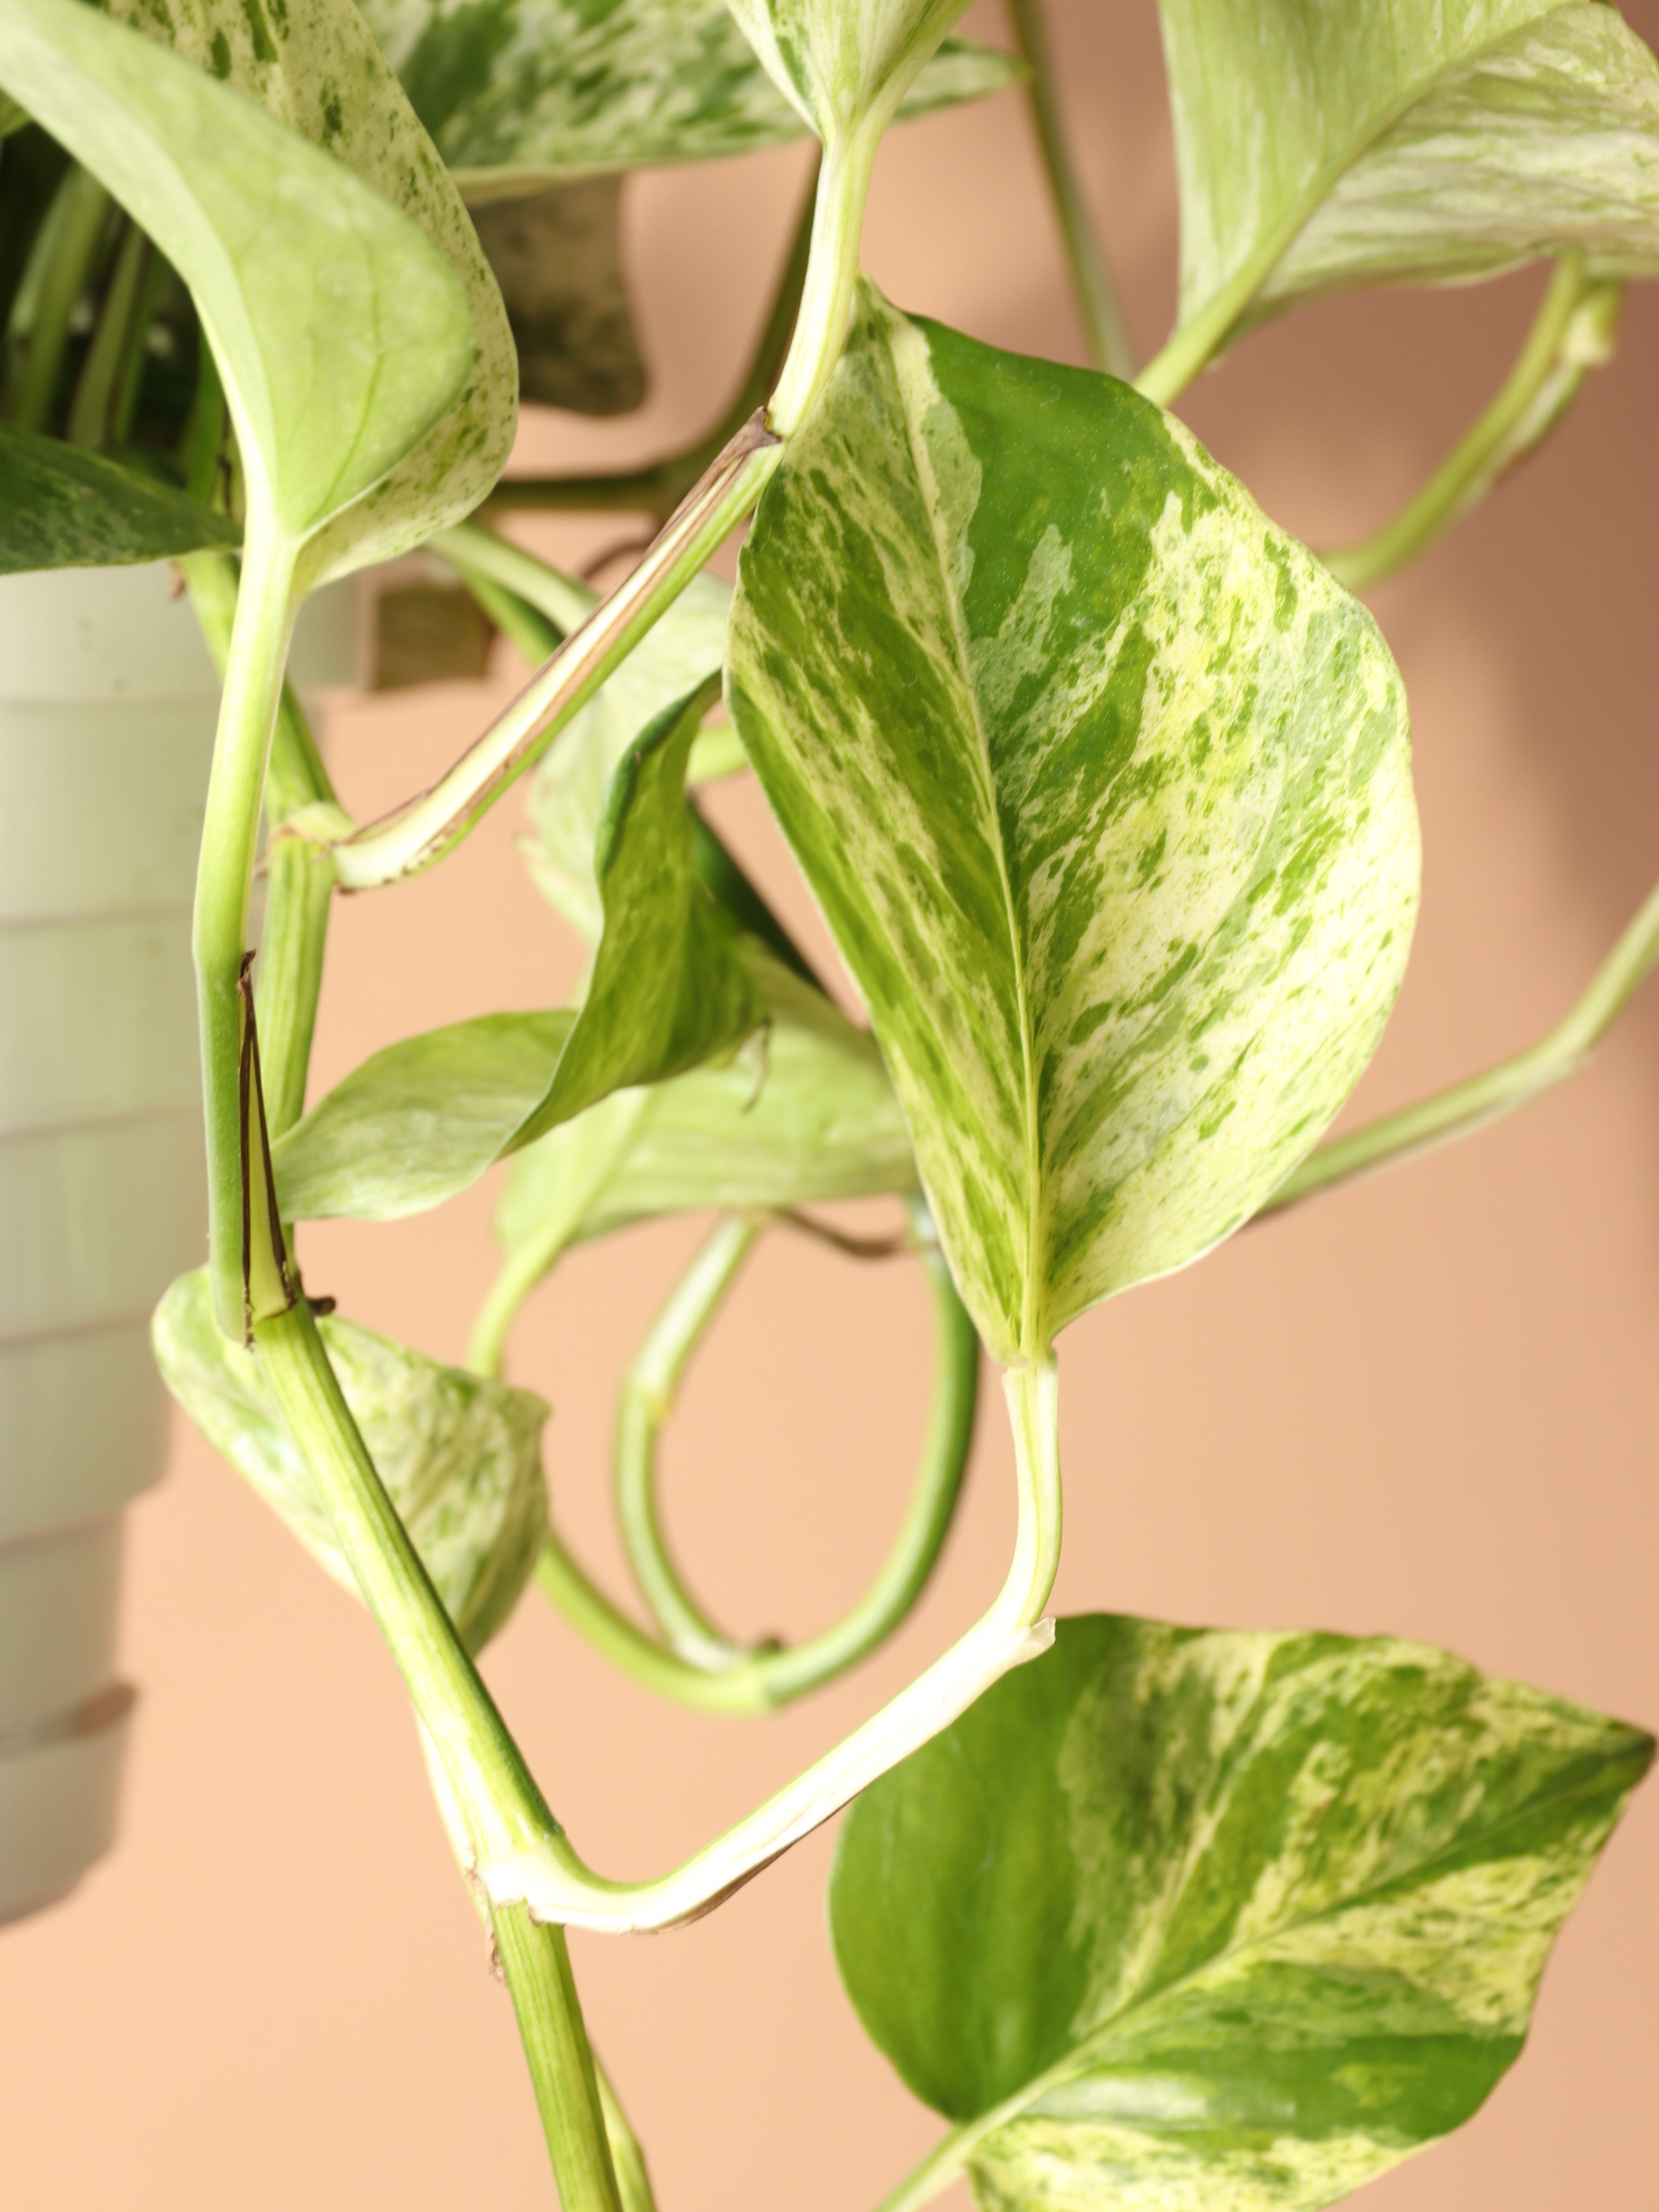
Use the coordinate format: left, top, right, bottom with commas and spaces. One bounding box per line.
1265, 869, 1659, 1216
1006, 0, 1134, 379
1323, 255, 1619, 591
600, 1204, 978, 1706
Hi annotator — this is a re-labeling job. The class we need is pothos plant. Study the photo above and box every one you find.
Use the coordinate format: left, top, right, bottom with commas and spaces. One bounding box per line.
1, 0, 1656, 2205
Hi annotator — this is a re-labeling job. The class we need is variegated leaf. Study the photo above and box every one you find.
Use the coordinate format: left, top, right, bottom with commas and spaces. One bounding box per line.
357, 0, 1019, 188
273, 948, 914, 1226
494, 955, 917, 1256
154, 1269, 547, 1651
273, 678, 763, 1214
523, 572, 735, 940
0, 418, 239, 571
1159, 0, 1659, 348
0, 0, 483, 578
830, 1612, 1654, 2212
510, 676, 765, 1150
727, 0, 971, 142
726, 283, 1419, 1364
98, 0, 517, 584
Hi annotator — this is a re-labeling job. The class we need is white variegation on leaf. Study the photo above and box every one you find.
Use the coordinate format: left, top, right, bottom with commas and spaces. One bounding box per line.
355, 0, 1018, 189
0, 0, 488, 582
728, 282, 1419, 1363
727, 0, 973, 144
1157, 0, 1659, 362
154, 1270, 548, 1652
100, 0, 516, 584
830, 1612, 1654, 2212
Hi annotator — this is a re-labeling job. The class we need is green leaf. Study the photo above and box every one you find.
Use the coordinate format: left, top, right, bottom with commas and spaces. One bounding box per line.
726, 283, 1419, 1364
522, 574, 735, 941
511, 676, 767, 1149
830, 1612, 1654, 2212
272, 1009, 575, 1222
0, 0, 513, 585
727, 0, 972, 143
275, 952, 914, 1225
356, 0, 1020, 187
1158, 0, 1659, 349
0, 418, 239, 571
274, 674, 763, 1212
154, 1269, 547, 1651
496, 956, 918, 1252
470, 177, 646, 415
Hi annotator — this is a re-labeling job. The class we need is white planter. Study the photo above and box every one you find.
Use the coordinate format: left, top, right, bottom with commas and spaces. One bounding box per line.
0, 561, 358, 1924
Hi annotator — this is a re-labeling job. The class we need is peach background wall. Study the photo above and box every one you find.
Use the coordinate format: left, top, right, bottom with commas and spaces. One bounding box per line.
3, 4, 1656, 2206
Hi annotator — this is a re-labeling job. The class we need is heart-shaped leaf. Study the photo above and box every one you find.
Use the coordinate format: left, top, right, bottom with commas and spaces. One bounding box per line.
0, 0, 513, 588
727, 283, 1419, 1363
496, 957, 917, 1254
1158, 0, 1659, 361
0, 418, 239, 570
470, 177, 646, 415
274, 953, 914, 1225
727, 0, 973, 143
154, 1269, 548, 1651
102, 0, 516, 583
511, 676, 766, 1148
273, 673, 763, 1214
831, 1612, 1653, 2212
357, 0, 1019, 187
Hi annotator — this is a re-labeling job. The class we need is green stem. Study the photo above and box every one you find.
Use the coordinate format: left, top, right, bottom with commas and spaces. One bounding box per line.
328, 133, 877, 892
331, 422, 782, 889
255, 1297, 560, 1874
65, 213, 149, 448
491, 1349, 1057, 1931
491, 1906, 624, 2212
468, 1091, 656, 1382
487, 161, 819, 524
604, 1203, 979, 1701
1264, 871, 1659, 1214
186, 514, 300, 1336
1006, 0, 1134, 379
6, 163, 108, 430
184, 549, 336, 1140
615, 1216, 763, 1660
1323, 257, 1617, 590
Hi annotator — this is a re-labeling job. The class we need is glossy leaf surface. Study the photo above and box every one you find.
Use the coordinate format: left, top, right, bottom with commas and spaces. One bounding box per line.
275, 955, 914, 1226
272, 1009, 575, 1221
728, 0, 971, 140
727, 285, 1418, 1362
523, 574, 736, 940
358, 0, 1018, 186
0, 0, 489, 579
831, 1612, 1653, 2212
496, 957, 918, 1254
1159, 0, 1659, 343
154, 1269, 547, 1650
0, 420, 238, 570
104, 0, 516, 580
510, 679, 766, 1150
470, 178, 646, 414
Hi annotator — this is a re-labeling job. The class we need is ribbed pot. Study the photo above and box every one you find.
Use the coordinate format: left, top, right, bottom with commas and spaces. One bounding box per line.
0, 561, 357, 1925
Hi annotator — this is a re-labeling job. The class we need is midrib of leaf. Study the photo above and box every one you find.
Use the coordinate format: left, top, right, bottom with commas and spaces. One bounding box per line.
892, 328, 1047, 1361
905, 1723, 1640, 2176
1149, 4, 1562, 397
